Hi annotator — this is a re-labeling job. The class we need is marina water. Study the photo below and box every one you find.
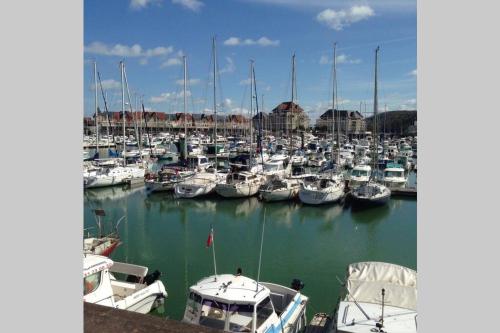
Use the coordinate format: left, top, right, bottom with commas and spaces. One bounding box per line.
84, 157, 416, 321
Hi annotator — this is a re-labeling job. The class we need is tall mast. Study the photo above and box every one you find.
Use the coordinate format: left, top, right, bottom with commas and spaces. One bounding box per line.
212, 37, 218, 170
94, 61, 99, 156
249, 60, 254, 168
331, 43, 336, 164
183, 55, 187, 137
373, 46, 380, 174
120, 61, 126, 165
290, 53, 295, 153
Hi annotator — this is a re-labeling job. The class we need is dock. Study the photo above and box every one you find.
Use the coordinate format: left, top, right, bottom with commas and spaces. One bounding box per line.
305, 313, 333, 333
84, 303, 222, 333
391, 187, 417, 197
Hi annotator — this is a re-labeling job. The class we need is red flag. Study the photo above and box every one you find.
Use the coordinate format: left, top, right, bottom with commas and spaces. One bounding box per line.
206, 227, 213, 248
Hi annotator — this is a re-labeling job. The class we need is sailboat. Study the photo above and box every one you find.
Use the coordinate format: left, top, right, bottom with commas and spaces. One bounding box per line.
175, 38, 226, 198
83, 61, 146, 189
323, 262, 417, 333
299, 44, 345, 205
83, 209, 122, 257
351, 47, 391, 206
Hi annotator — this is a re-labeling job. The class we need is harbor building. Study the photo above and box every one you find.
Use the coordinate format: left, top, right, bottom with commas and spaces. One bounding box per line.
315, 109, 366, 136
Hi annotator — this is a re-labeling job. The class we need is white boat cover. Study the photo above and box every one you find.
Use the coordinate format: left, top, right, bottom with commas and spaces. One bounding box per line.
345, 261, 417, 311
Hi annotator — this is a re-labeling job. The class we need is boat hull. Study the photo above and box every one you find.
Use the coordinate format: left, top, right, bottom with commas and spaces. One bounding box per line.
298, 188, 344, 205
215, 183, 261, 198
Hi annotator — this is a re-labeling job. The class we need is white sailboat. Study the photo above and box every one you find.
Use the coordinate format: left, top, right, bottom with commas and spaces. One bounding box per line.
329, 262, 417, 333
351, 47, 391, 206
299, 43, 345, 205
83, 62, 146, 189
215, 171, 265, 198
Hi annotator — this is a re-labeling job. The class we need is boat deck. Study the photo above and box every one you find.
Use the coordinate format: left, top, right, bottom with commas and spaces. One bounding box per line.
305, 313, 332, 333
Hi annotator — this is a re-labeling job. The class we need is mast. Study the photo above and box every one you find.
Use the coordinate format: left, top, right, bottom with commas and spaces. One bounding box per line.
183, 55, 188, 137
373, 46, 380, 177
212, 36, 218, 170
290, 53, 295, 153
331, 43, 336, 165
249, 60, 254, 169
253, 65, 263, 164
120, 61, 126, 165
93, 61, 99, 157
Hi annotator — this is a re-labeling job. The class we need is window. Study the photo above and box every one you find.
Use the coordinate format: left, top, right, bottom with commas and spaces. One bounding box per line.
199, 299, 228, 330
186, 292, 202, 317
84, 271, 101, 295
256, 297, 274, 327
228, 304, 254, 332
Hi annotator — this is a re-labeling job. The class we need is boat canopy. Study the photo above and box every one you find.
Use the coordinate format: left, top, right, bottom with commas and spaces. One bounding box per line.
345, 261, 417, 311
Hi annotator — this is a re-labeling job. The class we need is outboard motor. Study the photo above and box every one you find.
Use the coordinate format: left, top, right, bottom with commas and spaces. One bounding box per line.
144, 270, 162, 286
291, 279, 305, 291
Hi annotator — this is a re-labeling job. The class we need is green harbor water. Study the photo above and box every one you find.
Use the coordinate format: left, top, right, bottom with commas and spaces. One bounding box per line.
83, 171, 417, 321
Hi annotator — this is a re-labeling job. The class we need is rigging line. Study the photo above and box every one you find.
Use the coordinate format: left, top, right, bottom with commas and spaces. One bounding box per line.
202, 48, 213, 114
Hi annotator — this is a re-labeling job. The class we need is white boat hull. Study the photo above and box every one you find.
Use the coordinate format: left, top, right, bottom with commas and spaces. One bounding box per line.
299, 187, 344, 205
260, 187, 299, 202
215, 182, 261, 198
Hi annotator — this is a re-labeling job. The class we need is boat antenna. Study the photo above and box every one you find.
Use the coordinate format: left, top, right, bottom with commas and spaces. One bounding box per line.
377, 288, 386, 330
256, 207, 267, 292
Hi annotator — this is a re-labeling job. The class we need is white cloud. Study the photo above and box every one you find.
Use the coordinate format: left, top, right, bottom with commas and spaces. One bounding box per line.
239, 78, 252, 85
409, 69, 417, 76
175, 78, 201, 86
84, 42, 173, 60
223, 36, 280, 47
172, 0, 204, 12
222, 98, 233, 108
319, 53, 361, 65
219, 57, 235, 74
160, 57, 182, 68
130, 0, 161, 10
316, 5, 374, 31
91, 79, 121, 91
231, 107, 250, 114
150, 90, 192, 103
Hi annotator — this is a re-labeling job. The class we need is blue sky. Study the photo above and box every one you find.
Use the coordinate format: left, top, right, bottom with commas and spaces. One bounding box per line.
84, 0, 416, 121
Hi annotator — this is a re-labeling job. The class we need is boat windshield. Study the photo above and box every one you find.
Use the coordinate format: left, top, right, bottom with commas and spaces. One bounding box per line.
84, 271, 101, 295
256, 297, 274, 328
351, 170, 369, 177
264, 163, 281, 172
228, 304, 254, 332
385, 171, 404, 178
199, 299, 229, 330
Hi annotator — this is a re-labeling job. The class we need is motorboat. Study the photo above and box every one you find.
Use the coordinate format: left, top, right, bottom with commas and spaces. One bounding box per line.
327, 261, 417, 333
215, 171, 265, 198
84, 165, 145, 189
382, 163, 407, 189
299, 176, 345, 205
83, 254, 167, 314
174, 172, 225, 198
262, 160, 287, 180
350, 181, 391, 206
145, 166, 196, 193
182, 273, 308, 333
259, 177, 301, 202
348, 165, 372, 189
307, 153, 326, 168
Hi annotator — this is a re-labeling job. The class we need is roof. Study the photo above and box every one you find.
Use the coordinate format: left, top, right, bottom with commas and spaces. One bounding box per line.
353, 165, 371, 171
190, 274, 269, 305
319, 109, 364, 120
345, 262, 417, 311
271, 101, 304, 114
83, 254, 113, 277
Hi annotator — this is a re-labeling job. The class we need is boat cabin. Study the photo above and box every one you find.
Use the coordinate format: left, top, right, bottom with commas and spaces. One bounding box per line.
183, 274, 307, 333
351, 165, 371, 178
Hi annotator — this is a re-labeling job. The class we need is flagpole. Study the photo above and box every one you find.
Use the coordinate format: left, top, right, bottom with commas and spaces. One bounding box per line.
211, 226, 217, 281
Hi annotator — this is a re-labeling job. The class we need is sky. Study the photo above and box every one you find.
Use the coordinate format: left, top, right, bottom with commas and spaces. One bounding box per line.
84, 0, 416, 121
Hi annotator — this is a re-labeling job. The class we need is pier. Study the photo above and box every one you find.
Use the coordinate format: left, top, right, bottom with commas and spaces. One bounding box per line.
84, 303, 221, 333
